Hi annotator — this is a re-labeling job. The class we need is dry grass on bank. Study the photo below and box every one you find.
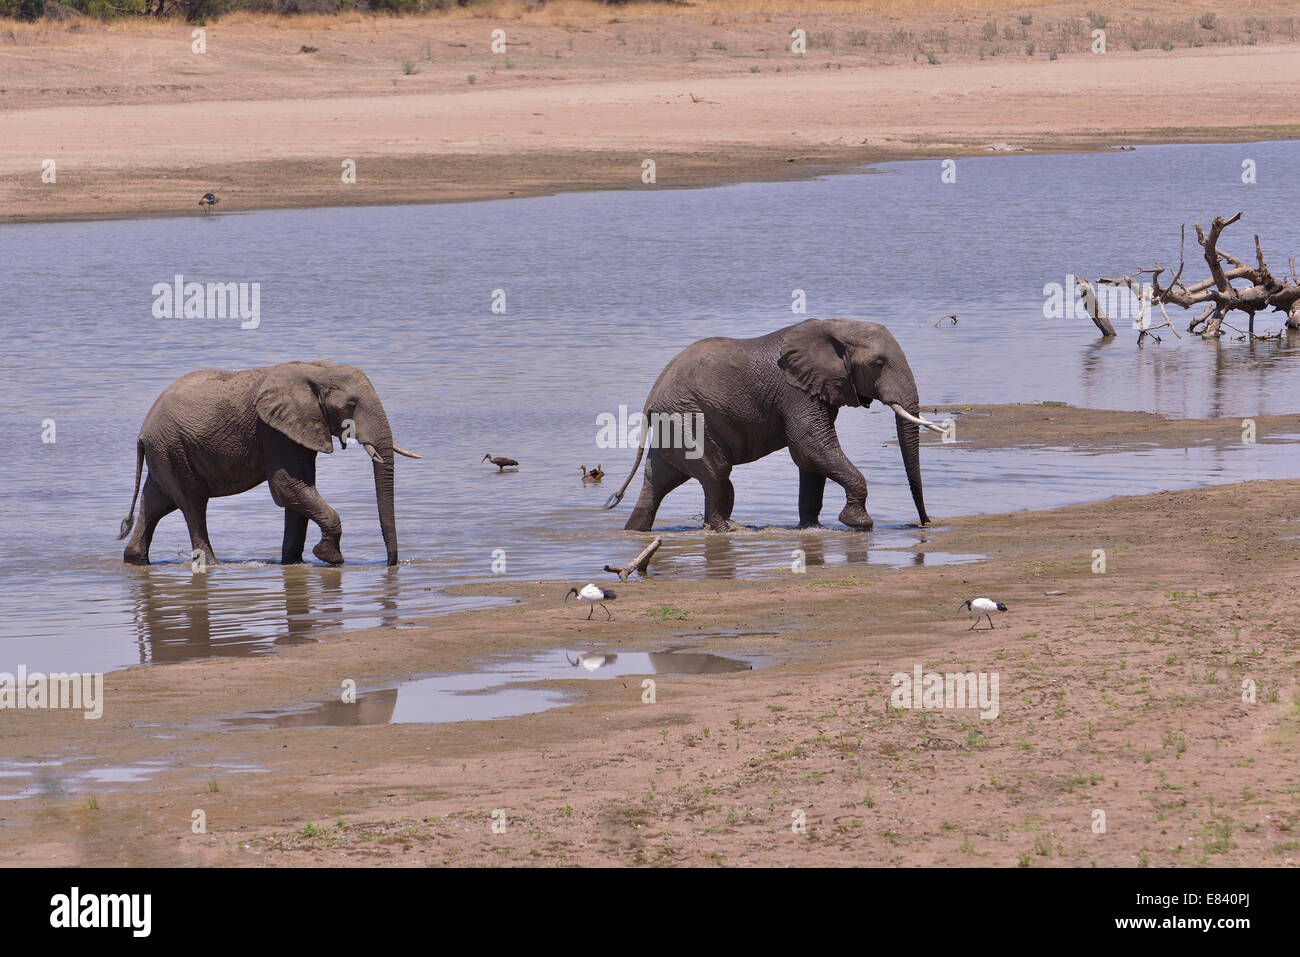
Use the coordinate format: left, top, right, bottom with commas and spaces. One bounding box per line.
2, 0, 1295, 36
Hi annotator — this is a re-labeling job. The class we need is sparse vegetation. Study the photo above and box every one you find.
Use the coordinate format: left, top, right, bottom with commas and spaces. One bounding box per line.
646, 604, 688, 621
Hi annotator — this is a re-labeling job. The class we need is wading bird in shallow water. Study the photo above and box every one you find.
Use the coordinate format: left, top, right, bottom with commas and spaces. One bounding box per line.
198, 192, 219, 214
482, 454, 518, 472
581, 465, 603, 483
566, 583, 616, 620
960, 597, 1007, 630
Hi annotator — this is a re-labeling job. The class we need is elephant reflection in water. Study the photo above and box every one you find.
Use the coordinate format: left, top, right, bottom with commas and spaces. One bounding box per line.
129, 568, 215, 665
256, 688, 398, 730
282, 567, 345, 642
288, 566, 403, 637
795, 537, 826, 571
129, 563, 370, 663
702, 536, 737, 578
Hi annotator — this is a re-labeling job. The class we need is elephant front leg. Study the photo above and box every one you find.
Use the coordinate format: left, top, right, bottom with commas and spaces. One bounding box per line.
790, 433, 872, 530
797, 470, 826, 528
281, 509, 309, 565
268, 468, 343, 565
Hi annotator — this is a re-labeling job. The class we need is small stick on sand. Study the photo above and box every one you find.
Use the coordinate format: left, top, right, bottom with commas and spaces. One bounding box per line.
604, 536, 663, 582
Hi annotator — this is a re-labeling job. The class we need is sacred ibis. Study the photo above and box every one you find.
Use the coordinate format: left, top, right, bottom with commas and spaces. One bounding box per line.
960, 597, 1007, 630
566, 583, 616, 620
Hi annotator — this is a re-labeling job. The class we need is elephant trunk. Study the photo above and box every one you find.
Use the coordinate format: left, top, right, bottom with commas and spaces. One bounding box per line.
357, 405, 400, 566
884, 367, 931, 526
373, 456, 398, 566
896, 413, 929, 526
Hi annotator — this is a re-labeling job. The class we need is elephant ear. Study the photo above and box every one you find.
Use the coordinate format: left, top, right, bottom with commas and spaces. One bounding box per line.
777, 319, 862, 407
255, 364, 334, 454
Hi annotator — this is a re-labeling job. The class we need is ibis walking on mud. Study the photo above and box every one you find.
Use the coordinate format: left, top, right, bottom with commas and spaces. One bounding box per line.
960, 598, 1007, 630
482, 454, 518, 472
566, 583, 616, 620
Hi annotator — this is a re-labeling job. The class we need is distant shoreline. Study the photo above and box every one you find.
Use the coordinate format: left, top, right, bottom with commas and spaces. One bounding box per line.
4, 7, 1300, 224
3, 132, 1297, 227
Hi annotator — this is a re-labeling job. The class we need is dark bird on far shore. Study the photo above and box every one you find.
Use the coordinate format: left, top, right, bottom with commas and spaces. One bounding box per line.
482, 454, 518, 472
198, 192, 219, 214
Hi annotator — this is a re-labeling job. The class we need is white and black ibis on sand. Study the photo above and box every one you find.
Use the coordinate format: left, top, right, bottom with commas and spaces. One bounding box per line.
960, 597, 1007, 630
566, 583, 616, 620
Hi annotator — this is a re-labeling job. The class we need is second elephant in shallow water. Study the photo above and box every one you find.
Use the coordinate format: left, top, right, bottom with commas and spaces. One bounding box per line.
604, 318, 943, 532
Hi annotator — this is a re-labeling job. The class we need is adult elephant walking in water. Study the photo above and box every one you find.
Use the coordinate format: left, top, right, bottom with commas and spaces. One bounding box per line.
604, 318, 944, 532
120, 360, 420, 566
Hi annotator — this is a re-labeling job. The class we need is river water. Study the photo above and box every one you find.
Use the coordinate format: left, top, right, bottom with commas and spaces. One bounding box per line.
2, 140, 1297, 674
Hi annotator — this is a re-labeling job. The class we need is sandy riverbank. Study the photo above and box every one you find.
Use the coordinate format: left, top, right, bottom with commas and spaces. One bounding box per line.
3, 1, 1299, 222
1, 404, 1297, 867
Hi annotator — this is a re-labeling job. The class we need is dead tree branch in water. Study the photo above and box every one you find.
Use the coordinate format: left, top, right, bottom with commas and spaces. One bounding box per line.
1074, 275, 1117, 337
1091, 212, 1300, 342
604, 536, 662, 582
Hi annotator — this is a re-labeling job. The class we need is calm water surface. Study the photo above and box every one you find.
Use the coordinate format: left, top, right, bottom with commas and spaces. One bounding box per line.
2, 141, 1298, 673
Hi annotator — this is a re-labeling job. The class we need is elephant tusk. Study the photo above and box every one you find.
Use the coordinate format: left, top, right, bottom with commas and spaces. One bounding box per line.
889, 403, 947, 434
392, 445, 422, 459
362, 443, 386, 465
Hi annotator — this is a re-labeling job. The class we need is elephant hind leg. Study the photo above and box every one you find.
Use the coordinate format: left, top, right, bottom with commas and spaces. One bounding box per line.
625, 450, 691, 532
700, 472, 738, 533
179, 495, 216, 565
123, 476, 178, 565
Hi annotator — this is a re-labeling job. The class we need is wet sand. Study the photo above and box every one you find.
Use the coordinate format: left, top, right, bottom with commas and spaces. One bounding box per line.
4, 3, 1300, 222
2, 405, 1298, 866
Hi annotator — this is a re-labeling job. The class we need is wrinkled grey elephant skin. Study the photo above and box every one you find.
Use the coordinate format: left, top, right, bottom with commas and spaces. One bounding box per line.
120, 361, 418, 567
605, 319, 933, 532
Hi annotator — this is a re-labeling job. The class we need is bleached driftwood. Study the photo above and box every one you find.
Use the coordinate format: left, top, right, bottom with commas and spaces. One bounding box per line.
604, 536, 662, 582
1093, 213, 1300, 342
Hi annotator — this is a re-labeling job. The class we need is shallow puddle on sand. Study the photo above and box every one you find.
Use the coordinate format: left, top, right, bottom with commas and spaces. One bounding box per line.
213, 647, 757, 731
0, 756, 267, 803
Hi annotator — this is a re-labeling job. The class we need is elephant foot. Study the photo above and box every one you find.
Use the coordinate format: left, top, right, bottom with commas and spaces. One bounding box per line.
705, 518, 742, 533
838, 503, 874, 530
123, 547, 150, 566
313, 540, 344, 565
281, 554, 304, 566
797, 520, 824, 530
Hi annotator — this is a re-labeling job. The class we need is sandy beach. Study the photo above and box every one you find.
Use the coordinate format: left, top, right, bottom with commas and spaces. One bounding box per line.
2, 405, 1297, 867
4, 2, 1300, 222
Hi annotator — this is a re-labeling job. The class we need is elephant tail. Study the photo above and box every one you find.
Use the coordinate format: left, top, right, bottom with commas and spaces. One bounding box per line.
119, 439, 144, 539
603, 419, 650, 510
